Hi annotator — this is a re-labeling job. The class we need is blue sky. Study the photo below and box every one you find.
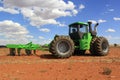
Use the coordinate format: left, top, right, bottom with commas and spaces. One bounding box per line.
0, 0, 120, 45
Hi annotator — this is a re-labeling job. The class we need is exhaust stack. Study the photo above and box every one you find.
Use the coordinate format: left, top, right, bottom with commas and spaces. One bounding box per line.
88, 22, 92, 33
94, 23, 99, 32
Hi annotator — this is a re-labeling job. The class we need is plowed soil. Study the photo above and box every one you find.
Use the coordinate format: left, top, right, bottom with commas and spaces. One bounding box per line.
0, 47, 120, 80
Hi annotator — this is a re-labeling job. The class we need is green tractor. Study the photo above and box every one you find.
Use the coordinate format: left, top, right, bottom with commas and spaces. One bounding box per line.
49, 22, 109, 58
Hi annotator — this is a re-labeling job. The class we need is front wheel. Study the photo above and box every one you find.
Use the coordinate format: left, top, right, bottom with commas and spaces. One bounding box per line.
49, 36, 74, 58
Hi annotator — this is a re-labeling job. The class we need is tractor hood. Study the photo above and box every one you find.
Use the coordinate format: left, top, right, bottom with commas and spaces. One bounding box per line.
69, 22, 88, 27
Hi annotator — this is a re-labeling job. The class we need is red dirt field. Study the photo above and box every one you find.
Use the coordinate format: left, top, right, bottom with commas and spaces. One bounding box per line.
0, 47, 120, 80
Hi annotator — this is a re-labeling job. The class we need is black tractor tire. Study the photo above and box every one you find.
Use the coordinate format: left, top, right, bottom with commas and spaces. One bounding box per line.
25, 49, 32, 56
90, 37, 109, 56
49, 36, 74, 58
9, 48, 16, 56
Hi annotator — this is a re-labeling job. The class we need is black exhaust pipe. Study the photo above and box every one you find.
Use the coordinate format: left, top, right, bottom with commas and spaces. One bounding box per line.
88, 22, 92, 33
94, 23, 99, 32
88, 22, 99, 37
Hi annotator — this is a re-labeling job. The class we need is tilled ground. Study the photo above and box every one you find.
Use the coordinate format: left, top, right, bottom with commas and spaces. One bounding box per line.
0, 47, 120, 80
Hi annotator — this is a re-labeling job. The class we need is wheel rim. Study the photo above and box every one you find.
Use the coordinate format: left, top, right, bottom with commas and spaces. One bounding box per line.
102, 41, 108, 53
57, 40, 71, 54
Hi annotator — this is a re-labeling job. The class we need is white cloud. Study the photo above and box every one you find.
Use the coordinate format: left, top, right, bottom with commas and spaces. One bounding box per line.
106, 4, 110, 7
108, 9, 114, 12
2, 0, 78, 27
0, 20, 28, 38
72, 9, 78, 15
39, 36, 45, 39
41, 39, 52, 45
28, 38, 52, 45
26, 35, 34, 38
0, 20, 35, 45
0, 39, 29, 45
98, 19, 106, 23
58, 23, 66, 27
88, 19, 107, 24
0, 7, 19, 14
39, 28, 50, 32
88, 20, 97, 24
113, 17, 120, 21
106, 28, 115, 32
105, 35, 120, 40
105, 35, 120, 44
79, 4, 85, 10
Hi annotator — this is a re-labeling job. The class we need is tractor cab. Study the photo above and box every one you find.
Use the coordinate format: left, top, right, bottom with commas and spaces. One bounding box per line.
69, 22, 99, 40
69, 22, 91, 49
69, 22, 88, 40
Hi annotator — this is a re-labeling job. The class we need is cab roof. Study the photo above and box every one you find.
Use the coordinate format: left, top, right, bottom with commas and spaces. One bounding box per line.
69, 22, 88, 27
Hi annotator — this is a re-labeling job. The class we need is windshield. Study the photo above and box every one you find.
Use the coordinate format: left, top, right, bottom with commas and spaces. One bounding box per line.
69, 25, 87, 34
79, 25, 87, 33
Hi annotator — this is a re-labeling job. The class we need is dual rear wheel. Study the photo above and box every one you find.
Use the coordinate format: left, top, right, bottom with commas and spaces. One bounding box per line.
90, 37, 109, 56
